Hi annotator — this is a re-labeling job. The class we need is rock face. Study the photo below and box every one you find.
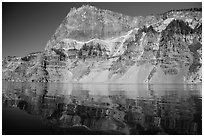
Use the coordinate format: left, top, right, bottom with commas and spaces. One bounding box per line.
3, 5, 202, 84
45, 5, 137, 50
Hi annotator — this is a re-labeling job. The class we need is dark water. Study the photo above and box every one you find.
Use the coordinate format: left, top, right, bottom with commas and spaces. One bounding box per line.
2, 81, 202, 135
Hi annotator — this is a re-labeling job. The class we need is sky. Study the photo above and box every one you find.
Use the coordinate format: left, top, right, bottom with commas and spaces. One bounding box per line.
2, 2, 202, 57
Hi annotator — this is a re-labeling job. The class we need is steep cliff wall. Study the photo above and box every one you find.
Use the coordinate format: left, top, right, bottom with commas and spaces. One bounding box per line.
2, 6, 202, 84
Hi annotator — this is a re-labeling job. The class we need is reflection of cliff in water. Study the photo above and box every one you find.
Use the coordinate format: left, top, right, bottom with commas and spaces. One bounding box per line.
147, 84, 202, 134
2, 81, 202, 135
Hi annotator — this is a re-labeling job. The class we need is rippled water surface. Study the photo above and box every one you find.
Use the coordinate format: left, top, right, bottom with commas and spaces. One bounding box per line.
2, 81, 202, 135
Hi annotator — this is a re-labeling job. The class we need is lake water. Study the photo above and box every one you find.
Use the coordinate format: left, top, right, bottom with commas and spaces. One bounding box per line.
2, 81, 202, 135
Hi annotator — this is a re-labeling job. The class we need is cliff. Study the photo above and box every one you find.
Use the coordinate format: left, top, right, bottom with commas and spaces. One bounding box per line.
2, 5, 202, 84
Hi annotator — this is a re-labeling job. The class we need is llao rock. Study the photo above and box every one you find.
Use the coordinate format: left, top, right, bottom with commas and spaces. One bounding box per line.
2, 5, 202, 84
45, 5, 138, 51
